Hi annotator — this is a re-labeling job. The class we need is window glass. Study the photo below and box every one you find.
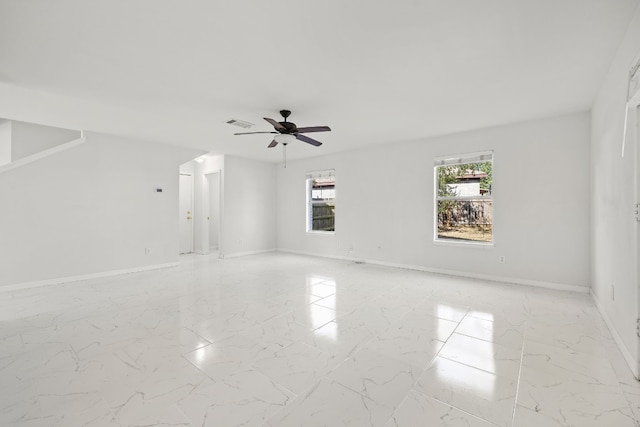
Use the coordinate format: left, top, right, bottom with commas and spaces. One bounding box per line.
435, 153, 492, 243
307, 175, 335, 232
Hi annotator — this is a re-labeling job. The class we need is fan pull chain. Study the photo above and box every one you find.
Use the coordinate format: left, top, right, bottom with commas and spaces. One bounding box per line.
283, 143, 287, 168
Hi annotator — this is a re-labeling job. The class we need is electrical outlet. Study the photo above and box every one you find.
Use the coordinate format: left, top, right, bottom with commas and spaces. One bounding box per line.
144, 248, 150, 255
348, 245, 354, 254
499, 255, 506, 264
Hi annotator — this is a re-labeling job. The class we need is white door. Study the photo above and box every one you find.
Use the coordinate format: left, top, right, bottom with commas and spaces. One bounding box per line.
631, 100, 640, 378
635, 103, 640, 378
179, 173, 194, 254
207, 172, 221, 251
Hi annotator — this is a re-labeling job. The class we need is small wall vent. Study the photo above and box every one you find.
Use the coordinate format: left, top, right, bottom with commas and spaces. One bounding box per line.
226, 119, 254, 129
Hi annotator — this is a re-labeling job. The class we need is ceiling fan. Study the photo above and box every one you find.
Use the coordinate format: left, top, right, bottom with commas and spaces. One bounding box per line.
234, 110, 331, 148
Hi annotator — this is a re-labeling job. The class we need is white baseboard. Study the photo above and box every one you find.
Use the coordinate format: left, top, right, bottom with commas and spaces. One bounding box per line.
0, 262, 179, 293
590, 289, 638, 379
221, 248, 277, 259
276, 248, 589, 293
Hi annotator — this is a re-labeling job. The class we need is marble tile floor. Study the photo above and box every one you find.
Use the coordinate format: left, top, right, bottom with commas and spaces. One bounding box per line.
1, 252, 640, 426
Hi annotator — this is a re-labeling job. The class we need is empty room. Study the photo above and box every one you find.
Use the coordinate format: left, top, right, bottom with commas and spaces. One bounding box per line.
2, 1, 640, 426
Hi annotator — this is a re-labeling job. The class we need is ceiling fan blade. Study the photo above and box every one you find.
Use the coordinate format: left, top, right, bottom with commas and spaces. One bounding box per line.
234, 131, 278, 135
295, 133, 322, 147
295, 126, 331, 133
268, 139, 278, 148
264, 117, 286, 131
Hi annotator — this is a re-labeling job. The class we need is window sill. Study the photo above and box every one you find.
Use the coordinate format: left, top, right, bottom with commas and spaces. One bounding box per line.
307, 231, 335, 235
433, 238, 493, 248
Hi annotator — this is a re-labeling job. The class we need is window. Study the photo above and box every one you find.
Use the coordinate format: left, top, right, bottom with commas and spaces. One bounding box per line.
434, 151, 493, 243
306, 171, 335, 233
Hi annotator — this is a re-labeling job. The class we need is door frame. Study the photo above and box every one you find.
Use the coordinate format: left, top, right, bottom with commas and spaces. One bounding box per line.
178, 173, 194, 254
629, 91, 640, 378
203, 170, 222, 258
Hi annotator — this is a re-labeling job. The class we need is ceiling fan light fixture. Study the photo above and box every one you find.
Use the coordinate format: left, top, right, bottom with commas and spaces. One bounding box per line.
275, 134, 296, 145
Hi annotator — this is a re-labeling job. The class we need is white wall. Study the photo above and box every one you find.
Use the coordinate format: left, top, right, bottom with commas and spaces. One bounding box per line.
591, 4, 640, 375
222, 155, 277, 257
0, 132, 199, 287
208, 172, 221, 249
0, 120, 10, 166
179, 161, 195, 176
10, 120, 81, 161
278, 112, 591, 289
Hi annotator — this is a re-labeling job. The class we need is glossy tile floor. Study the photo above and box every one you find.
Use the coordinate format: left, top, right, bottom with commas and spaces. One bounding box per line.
2, 252, 640, 426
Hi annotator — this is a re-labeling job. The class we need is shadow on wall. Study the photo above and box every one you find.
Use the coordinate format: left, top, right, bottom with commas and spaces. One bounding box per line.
0, 119, 81, 167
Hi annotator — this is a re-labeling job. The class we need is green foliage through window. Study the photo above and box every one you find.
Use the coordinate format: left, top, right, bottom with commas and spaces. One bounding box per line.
435, 155, 493, 243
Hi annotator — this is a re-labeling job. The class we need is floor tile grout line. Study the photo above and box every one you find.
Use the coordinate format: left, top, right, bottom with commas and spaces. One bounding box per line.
452, 330, 525, 351
411, 391, 502, 427
430, 312, 524, 379
406, 309, 512, 426
435, 352, 521, 380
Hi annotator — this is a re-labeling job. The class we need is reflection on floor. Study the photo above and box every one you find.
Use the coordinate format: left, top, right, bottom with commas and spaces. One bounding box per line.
1, 252, 639, 426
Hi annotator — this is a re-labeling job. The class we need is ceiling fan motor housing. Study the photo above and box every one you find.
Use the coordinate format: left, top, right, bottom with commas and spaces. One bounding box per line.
278, 110, 296, 133
279, 121, 298, 133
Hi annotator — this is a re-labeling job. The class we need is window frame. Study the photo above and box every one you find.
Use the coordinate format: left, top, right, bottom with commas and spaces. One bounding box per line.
433, 151, 494, 246
306, 171, 336, 234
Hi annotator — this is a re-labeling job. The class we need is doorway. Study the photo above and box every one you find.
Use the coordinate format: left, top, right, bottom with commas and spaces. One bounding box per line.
179, 173, 194, 254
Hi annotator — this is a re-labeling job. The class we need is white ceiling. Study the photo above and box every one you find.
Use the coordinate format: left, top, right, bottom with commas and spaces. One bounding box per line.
0, 0, 638, 163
